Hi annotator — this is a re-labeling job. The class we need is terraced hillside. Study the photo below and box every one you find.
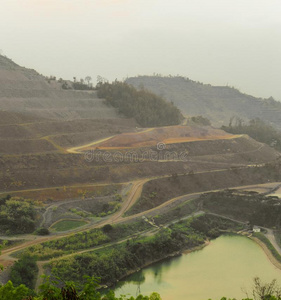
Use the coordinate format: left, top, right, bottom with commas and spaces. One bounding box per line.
0, 132, 279, 192
0, 56, 279, 194
0, 55, 119, 120
126, 76, 281, 129
0, 112, 136, 154
0, 55, 138, 154
1, 57, 281, 289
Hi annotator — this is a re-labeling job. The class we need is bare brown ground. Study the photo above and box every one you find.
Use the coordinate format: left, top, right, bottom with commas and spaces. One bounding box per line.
80, 125, 234, 151
163, 134, 235, 144
2, 183, 121, 202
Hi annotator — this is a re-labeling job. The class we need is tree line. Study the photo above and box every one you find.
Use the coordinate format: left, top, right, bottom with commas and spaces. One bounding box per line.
1, 276, 280, 299
222, 117, 281, 151
96, 81, 183, 127
0, 276, 161, 300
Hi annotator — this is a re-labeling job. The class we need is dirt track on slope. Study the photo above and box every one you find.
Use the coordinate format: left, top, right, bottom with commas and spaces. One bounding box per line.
68, 125, 237, 152
0, 180, 145, 263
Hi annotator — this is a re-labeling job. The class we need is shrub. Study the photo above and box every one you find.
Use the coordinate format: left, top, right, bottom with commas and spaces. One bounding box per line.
36, 228, 50, 236
102, 224, 113, 233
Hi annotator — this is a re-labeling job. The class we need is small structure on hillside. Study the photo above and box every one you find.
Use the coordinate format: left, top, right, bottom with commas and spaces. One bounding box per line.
253, 225, 261, 233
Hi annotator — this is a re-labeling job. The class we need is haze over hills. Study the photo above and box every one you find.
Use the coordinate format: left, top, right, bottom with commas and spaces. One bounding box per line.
1, 54, 281, 299
1, 0, 281, 296
0, 55, 278, 192
126, 76, 281, 129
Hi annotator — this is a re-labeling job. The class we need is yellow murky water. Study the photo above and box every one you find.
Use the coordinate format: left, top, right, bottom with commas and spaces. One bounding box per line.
115, 235, 281, 300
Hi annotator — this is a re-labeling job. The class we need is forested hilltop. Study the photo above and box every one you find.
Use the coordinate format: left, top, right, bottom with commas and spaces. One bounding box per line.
97, 81, 183, 127
126, 76, 281, 129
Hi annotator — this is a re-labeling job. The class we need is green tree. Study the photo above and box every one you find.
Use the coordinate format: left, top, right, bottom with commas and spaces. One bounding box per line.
10, 255, 38, 289
0, 197, 36, 234
0, 275, 162, 300
0, 281, 31, 300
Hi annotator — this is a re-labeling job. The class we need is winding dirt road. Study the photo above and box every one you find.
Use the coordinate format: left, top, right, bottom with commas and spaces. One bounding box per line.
0, 140, 279, 288
0, 180, 145, 264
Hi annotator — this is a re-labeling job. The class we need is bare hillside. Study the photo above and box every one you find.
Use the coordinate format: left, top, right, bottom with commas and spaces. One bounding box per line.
0, 110, 42, 125
0, 56, 138, 154
83, 125, 233, 149
0, 133, 279, 192
0, 112, 136, 154
126, 76, 281, 129
0, 56, 279, 195
0, 55, 119, 120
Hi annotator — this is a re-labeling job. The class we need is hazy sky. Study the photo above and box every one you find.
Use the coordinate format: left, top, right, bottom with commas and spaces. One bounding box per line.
0, 0, 280, 100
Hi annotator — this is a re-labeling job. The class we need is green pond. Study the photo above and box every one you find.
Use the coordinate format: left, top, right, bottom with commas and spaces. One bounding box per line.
114, 235, 281, 300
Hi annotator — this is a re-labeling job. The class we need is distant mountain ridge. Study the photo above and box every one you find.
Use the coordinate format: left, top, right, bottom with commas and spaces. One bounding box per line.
126, 76, 281, 129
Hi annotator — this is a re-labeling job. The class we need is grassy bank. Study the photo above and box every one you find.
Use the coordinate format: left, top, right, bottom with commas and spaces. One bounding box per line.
253, 233, 281, 263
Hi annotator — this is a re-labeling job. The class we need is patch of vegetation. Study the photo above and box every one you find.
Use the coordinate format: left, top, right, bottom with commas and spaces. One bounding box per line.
51, 220, 88, 232
35, 227, 50, 236
97, 80, 183, 127
22, 221, 151, 260
190, 115, 211, 126
222, 117, 281, 151
72, 81, 93, 90
190, 214, 240, 238
201, 190, 281, 228
1, 274, 280, 300
127, 164, 281, 216
0, 275, 161, 299
274, 231, 281, 249
97, 201, 121, 217
69, 208, 91, 218
153, 198, 199, 225
0, 196, 36, 234
47, 215, 239, 286
72, 76, 93, 90
114, 193, 122, 202
49, 228, 202, 285
0, 239, 24, 250
102, 224, 113, 233
253, 233, 281, 263
10, 255, 38, 289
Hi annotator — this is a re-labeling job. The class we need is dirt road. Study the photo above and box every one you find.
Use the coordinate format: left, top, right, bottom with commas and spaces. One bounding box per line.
0, 180, 145, 263
1, 168, 281, 289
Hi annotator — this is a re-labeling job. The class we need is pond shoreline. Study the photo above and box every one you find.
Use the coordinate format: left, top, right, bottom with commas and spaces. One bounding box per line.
113, 234, 281, 300
113, 233, 281, 288
250, 236, 281, 270
109, 240, 210, 288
